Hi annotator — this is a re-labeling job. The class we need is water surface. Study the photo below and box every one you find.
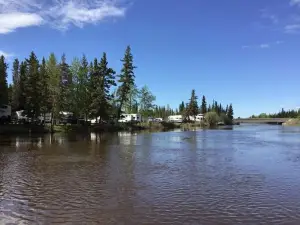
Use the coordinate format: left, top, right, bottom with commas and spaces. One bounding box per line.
1, 125, 300, 224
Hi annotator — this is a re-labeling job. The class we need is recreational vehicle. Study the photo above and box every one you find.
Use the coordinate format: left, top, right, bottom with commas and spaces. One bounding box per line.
168, 115, 183, 123
118, 114, 142, 123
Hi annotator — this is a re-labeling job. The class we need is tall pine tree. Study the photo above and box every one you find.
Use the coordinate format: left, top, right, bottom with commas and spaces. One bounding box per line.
12, 59, 20, 110
90, 53, 116, 121
40, 57, 52, 117
0, 55, 8, 105
59, 54, 72, 112
25, 52, 42, 119
201, 95, 207, 114
19, 61, 27, 110
185, 89, 198, 121
227, 104, 234, 120
117, 46, 136, 119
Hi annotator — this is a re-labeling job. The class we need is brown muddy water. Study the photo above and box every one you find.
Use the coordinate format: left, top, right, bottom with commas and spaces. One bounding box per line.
1, 125, 300, 225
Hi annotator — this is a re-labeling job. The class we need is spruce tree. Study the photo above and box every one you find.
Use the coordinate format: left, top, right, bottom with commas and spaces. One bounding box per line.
227, 104, 234, 120
201, 95, 207, 114
40, 58, 51, 117
90, 53, 116, 121
12, 59, 20, 110
184, 89, 198, 121
0, 55, 8, 105
7, 84, 12, 105
25, 51, 42, 119
117, 46, 136, 119
19, 61, 27, 110
59, 54, 72, 112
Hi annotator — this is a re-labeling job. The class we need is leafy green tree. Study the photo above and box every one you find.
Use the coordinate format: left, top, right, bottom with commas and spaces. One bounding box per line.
0, 55, 8, 105
12, 59, 20, 110
139, 85, 156, 118
117, 46, 136, 119
205, 111, 219, 127
125, 84, 139, 113
201, 95, 207, 114
25, 51, 42, 119
47, 53, 61, 122
227, 103, 234, 120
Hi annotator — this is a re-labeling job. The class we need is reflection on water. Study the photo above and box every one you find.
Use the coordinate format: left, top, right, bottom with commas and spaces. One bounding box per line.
1, 125, 300, 224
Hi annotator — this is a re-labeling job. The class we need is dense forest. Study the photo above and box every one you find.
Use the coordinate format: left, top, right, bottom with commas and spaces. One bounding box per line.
251, 108, 300, 119
0, 46, 234, 123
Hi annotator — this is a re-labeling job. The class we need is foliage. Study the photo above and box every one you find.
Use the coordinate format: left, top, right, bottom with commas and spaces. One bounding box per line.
12, 59, 20, 110
47, 53, 61, 119
139, 85, 156, 117
201, 95, 207, 114
24, 52, 42, 119
0, 55, 8, 105
227, 104, 234, 120
90, 52, 116, 121
117, 46, 136, 119
184, 89, 198, 121
205, 112, 219, 127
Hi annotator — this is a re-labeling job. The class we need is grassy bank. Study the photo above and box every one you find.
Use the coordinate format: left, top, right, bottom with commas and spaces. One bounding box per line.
283, 119, 300, 126
0, 121, 231, 135
0, 124, 49, 134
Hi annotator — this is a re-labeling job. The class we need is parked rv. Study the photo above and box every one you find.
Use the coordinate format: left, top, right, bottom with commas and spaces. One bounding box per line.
118, 114, 142, 123
168, 115, 183, 123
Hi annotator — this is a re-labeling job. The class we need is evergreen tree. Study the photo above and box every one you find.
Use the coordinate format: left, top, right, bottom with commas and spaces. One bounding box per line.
12, 59, 20, 110
19, 61, 27, 110
40, 58, 52, 116
7, 84, 12, 105
25, 51, 42, 119
117, 46, 136, 119
227, 104, 234, 120
90, 53, 116, 121
179, 101, 185, 114
201, 95, 207, 114
0, 55, 8, 105
186, 89, 199, 120
59, 54, 72, 112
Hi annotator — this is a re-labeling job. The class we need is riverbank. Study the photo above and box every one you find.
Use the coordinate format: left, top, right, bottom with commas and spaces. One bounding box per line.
0, 121, 234, 135
283, 118, 300, 126
0, 121, 217, 134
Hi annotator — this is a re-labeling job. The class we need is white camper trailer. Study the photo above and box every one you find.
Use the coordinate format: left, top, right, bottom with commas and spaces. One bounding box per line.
118, 114, 142, 123
168, 115, 183, 123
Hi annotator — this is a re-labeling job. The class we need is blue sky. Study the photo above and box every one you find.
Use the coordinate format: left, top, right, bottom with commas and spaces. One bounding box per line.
1, 0, 300, 117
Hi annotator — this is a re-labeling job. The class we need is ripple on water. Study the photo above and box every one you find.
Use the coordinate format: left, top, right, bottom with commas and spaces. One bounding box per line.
1, 128, 300, 224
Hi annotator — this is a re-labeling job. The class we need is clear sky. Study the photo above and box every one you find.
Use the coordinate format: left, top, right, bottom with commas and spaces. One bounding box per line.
1, 0, 300, 117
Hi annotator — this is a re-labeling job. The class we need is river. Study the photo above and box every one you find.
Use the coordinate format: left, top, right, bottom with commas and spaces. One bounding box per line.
1, 125, 300, 224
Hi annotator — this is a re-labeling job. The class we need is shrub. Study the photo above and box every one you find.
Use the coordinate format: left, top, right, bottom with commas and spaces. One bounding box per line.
205, 112, 219, 127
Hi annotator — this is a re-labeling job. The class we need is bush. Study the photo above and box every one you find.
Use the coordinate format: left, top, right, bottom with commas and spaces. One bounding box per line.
219, 113, 232, 125
205, 112, 219, 127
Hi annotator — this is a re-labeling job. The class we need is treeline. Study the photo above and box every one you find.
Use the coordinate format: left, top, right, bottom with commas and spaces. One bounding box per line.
176, 89, 234, 123
0, 46, 162, 123
251, 108, 300, 119
0, 48, 234, 124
